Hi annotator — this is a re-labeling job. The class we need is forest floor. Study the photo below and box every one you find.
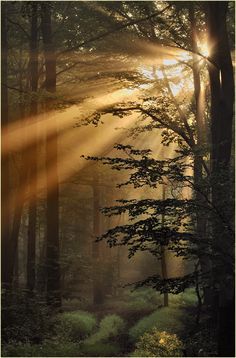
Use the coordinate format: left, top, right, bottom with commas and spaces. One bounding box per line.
2, 288, 217, 357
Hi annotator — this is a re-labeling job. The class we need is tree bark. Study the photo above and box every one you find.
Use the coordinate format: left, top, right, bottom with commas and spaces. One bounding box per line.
206, 2, 234, 356
161, 183, 168, 307
1, 2, 11, 288
27, 2, 39, 292
41, 2, 61, 308
92, 172, 104, 305
189, 6, 212, 306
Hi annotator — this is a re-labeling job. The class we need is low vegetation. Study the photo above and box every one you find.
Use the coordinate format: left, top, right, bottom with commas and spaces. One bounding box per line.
53, 310, 97, 341
129, 306, 185, 341
2, 288, 205, 357
131, 329, 184, 357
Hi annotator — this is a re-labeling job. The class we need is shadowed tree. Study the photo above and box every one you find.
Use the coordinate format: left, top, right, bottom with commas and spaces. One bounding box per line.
41, 1, 61, 308
27, 1, 39, 292
206, 2, 234, 356
1, 1, 10, 288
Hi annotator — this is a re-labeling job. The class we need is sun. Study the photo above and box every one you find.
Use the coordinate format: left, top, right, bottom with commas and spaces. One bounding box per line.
198, 41, 210, 58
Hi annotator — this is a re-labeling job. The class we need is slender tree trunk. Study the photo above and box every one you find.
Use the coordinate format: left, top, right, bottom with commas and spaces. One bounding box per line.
9, 116, 28, 288
161, 183, 168, 307
92, 173, 104, 305
189, 6, 212, 306
41, 2, 61, 308
27, 2, 39, 292
1, 2, 11, 288
206, 2, 234, 356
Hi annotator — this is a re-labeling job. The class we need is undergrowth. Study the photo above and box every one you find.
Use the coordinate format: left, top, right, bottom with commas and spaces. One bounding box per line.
131, 328, 184, 357
83, 314, 125, 344
53, 310, 97, 341
129, 306, 185, 341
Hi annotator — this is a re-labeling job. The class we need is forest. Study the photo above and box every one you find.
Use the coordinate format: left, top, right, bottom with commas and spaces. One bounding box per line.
1, 1, 235, 357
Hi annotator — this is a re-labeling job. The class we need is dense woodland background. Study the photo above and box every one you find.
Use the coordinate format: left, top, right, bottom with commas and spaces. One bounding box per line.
1, 1, 235, 357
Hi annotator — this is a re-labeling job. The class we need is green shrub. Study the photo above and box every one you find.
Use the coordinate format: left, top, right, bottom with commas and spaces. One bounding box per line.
53, 310, 97, 342
84, 314, 125, 345
104, 287, 164, 318
129, 307, 185, 341
82, 342, 121, 357
169, 288, 198, 307
131, 329, 184, 357
125, 288, 163, 310
2, 340, 82, 357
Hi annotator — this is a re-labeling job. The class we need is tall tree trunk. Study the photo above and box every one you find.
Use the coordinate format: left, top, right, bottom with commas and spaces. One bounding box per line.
1, 2, 11, 288
92, 173, 104, 305
12, 46, 24, 289
41, 2, 61, 308
189, 6, 212, 306
27, 2, 39, 292
161, 183, 168, 307
206, 2, 234, 356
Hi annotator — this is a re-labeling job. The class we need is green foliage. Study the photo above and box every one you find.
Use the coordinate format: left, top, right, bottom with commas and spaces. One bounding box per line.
169, 288, 198, 307
84, 314, 125, 345
105, 288, 162, 314
129, 306, 185, 341
125, 287, 197, 310
81, 342, 121, 357
131, 329, 184, 357
134, 274, 197, 294
125, 287, 163, 309
53, 310, 97, 342
1, 340, 82, 357
2, 290, 50, 343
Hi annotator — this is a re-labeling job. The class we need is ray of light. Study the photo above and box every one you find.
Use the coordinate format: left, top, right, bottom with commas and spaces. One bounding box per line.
2, 85, 139, 157
5, 111, 138, 214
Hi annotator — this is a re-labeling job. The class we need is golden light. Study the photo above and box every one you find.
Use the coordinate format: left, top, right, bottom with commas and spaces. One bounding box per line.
163, 58, 178, 66
198, 41, 210, 58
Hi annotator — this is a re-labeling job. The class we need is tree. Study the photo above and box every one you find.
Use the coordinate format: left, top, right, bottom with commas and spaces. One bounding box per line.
41, 2, 61, 308
1, 1, 10, 288
27, 1, 39, 292
206, 2, 234, 356
83, 2, 234, 356
161, 183, 169, 307
92, 170, 104, 305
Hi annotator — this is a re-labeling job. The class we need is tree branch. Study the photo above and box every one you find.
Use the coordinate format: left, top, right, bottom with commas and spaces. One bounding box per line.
57, 4, 172, 57
7, 17, 30, 40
